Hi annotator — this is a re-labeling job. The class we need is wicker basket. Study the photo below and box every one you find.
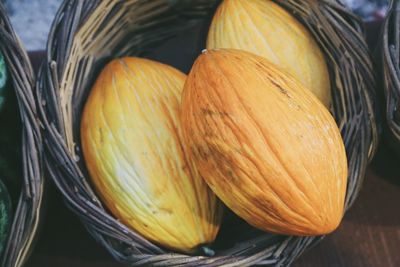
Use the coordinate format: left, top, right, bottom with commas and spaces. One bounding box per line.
37, 0, 378, 266
0, 3, 45, 267
380, 0, 400, 154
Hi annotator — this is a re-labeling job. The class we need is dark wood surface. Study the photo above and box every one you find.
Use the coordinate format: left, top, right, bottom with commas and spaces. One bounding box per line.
25, 20, 400, 266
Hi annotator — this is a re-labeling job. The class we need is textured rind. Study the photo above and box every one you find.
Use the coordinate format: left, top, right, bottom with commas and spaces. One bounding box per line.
181, 49, 347, 236
81, 57, 222, 253
207, 0, 331, 107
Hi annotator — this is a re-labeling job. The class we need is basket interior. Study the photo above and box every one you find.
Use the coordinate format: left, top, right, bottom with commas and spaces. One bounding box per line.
56, 0, 292, 255
45, 0, 377, 265
0, 53, 22, 204
0, 21, 24, 262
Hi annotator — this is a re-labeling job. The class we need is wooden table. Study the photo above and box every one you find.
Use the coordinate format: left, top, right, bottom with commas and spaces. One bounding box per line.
26, 20, 400, 265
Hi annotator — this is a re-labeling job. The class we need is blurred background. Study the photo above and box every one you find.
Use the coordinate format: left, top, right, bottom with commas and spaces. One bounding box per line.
2, 0, 62, 51
0, 0, 390, 51
344, 0, 388, 20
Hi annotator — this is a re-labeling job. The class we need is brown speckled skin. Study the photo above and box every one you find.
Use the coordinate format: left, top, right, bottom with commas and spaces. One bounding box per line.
181, 49, 347, 236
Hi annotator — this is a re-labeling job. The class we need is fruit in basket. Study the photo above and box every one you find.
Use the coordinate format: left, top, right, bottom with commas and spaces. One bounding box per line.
181, 49, 347, 236
207, 0, 331, 107
0, 178, 11, 254
81, 57, 222, 253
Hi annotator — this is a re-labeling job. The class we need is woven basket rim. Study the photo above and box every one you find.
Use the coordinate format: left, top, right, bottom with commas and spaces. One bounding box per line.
380, 0, 400, 153
37, 0, 378, 266
0, 3, 45, 267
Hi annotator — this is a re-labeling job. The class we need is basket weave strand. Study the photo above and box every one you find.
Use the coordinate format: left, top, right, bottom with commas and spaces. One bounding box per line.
0, 2, 44, 267
37, 0, 377, 266
381, 0, 400, 154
